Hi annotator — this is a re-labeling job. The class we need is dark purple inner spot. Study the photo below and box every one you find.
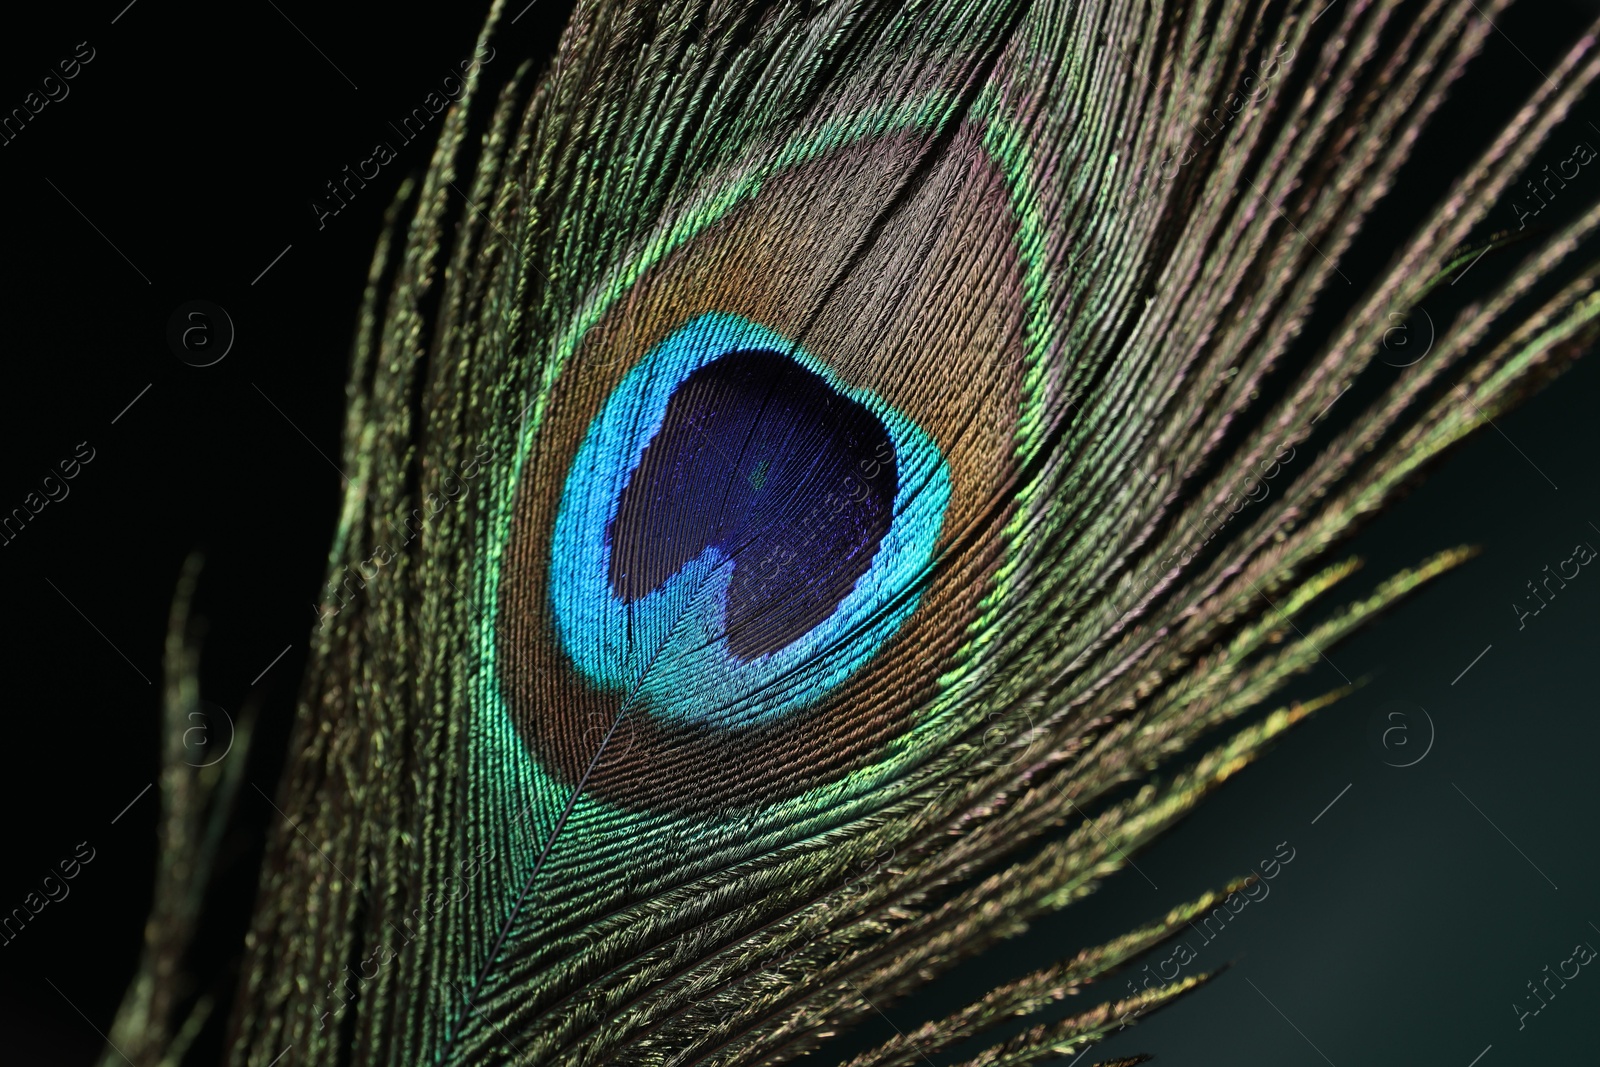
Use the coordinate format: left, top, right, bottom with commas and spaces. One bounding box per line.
608, 350, 897, 660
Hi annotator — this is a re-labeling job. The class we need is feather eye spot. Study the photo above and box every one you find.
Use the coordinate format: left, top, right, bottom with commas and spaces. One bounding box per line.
497, 128, 1028, 809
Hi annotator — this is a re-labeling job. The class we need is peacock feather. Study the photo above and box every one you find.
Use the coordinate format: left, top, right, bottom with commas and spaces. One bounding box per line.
106, 0, 1600, 1064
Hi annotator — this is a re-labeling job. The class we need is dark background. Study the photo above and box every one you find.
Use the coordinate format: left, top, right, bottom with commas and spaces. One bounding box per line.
0, 1, 1595, 1064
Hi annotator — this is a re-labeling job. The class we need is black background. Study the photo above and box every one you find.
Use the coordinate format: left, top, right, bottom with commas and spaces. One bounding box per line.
0, 1, 1596, 1064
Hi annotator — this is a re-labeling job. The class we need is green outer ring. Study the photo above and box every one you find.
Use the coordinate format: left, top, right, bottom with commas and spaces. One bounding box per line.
474, 88, 1052, 835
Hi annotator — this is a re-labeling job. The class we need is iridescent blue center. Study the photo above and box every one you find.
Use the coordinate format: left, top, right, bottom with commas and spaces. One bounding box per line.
609, 348, 898, 660
550, 312, 950, 728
